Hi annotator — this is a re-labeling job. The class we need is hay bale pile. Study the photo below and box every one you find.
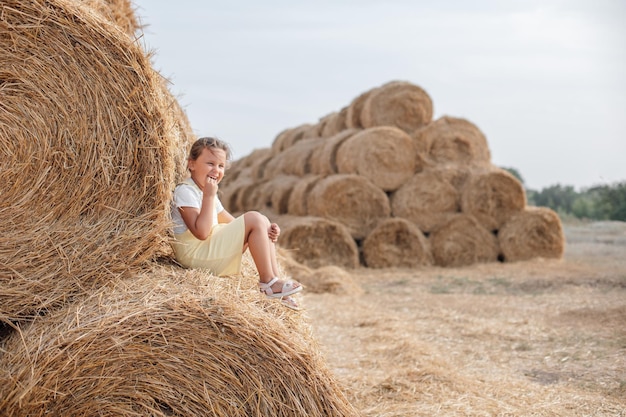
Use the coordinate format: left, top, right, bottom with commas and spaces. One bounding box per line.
222, 80, 564, 268
0, 1, 358, 416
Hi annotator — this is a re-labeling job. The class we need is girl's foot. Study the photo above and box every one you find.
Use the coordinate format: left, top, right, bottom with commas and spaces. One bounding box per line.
259, 277, 302, 298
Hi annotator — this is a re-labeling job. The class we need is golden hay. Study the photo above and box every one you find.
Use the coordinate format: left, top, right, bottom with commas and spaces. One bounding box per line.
430, 214, 500, 267
307, 174, 391, 240
287, 175, 322, 216
264, 138, 324, 179
78, 0, 140, 36
362, 218, 433, 268
345, 86, 379, 129
360, 81, 433, 133
0, 0, 191, 323
412, 116, 491, 166
336, 126, 417, 191
277, 216, 360, 269
271, 124, 316, 154
309, 128, 360, 176
460, 167, 527, 231
320, 107, 348, 138
266, 175, 301, 215
499, 206, 565, 262
0, 269, 359, 417
390, 169, 461, 233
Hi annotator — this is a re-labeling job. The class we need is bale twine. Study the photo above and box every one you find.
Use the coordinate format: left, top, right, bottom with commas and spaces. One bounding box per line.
287, 175, 322, 216
412, 116, 491, 166
309, 128, 360, 176
0, 270, 358, 417
390, 169, 461, 233
499, 207, 565, 262
278, 216, 360, 269
320, 107, 348, 138
307, 174, 391, 239
430, 215, 500, 267
0, 0, 190, 323
345, 86, 379, 129
360, 81, 433, 133
460, 167, 527, 232
362, 218, 433, 268
336, 126, 417, 191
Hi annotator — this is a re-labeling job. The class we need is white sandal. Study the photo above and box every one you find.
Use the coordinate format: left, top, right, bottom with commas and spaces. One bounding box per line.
280, 296, 302, 311
259, 277, 302, 299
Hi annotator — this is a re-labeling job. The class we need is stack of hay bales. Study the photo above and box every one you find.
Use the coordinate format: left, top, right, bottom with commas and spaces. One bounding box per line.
222, 81, 564, 269
0, 2, 359, 416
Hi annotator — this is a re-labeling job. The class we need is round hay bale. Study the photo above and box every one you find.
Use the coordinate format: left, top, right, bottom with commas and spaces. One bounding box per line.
303, 266, 363, 295
309, 128, 360, 176
320, 107, 348, 138
360, 81, 433, 133
266, 175, 300, 215
430, 214, 500, 267
460, 167, 527, 232
278, 216, 360, 269
390, 169, 461, 233
0, 270, 359, 417
336, 126, 417, 191
0, 0, 188, 322
499, 207, 565, 262
363, 218, 433, 268
287, 175, 322, 216
234, 147, 272, 169
307, 174, 391, 239
412, 116, 491, 166
281, 137, 324, 177
345, 86, 380, 129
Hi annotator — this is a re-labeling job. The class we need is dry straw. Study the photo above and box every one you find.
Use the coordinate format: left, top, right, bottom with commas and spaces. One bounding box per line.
499, 206, 565, 262
336, 126, 417, 192
309, 128, 360, 176
362, 218, 433, 268
277, 216, 360, 269
320, 107, 348, 138
360, 81, 433, 133
430, 214, 500, 267
413, 116, 491, 166
0, 268, 359, 417
287, 175, 322, 216
0, 0, 193, 323
307, 174, 391, 239
390, 169, 461, 233
461, 167, 527, 231
79, 0, 140, 36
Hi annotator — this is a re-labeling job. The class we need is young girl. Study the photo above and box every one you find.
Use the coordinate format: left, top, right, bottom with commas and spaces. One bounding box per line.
171, 137, 302, 310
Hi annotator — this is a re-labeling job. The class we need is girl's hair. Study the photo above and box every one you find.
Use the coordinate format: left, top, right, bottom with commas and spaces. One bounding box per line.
188, 137, 232, 164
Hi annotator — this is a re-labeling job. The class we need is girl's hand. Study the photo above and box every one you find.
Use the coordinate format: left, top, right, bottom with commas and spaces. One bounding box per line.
268, 223, 280, 242
203, 176, 219, 198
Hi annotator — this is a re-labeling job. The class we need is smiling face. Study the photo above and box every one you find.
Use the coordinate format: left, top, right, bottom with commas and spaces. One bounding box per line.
188, 147, 227, 189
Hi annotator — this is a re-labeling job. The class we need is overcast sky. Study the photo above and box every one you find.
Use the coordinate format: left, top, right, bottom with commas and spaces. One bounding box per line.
132, 0, 625, 190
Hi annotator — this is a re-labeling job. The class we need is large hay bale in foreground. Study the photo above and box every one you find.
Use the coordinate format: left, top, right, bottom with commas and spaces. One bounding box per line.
0, 0, 191, 323
0, 271, 358, 417
461, 168, 527, 231
430, 215, 500, 267
390, 169, 461, 233
499, 207, 565, 262
363, 218, 433, 268
278, 216, 360, 269
307, 174, 391, 239
360, 81, 433, 133
336, 126, 417, 191
79, 0, 140, 36
412, 116, 491, 166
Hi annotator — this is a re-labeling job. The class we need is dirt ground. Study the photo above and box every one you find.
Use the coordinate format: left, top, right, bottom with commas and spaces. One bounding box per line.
301, 220, 626, 416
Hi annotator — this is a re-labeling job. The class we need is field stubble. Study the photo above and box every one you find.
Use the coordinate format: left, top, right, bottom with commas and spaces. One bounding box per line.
303, 220, 626, 416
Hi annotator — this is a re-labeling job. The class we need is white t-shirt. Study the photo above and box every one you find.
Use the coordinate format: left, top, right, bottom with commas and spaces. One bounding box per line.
171, 178, 224, 235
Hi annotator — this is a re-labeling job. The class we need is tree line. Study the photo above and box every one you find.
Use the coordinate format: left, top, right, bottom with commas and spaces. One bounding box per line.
502, 167, 626, 222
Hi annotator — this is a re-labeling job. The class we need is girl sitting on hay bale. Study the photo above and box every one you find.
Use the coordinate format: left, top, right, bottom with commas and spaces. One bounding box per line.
171, 137, 303, 310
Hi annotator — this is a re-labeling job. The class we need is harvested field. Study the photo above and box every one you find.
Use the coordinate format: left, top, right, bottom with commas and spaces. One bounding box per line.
300, 219, 626, 415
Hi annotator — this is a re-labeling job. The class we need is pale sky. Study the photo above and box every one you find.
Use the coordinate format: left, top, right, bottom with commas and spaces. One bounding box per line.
132, 0, 625, 191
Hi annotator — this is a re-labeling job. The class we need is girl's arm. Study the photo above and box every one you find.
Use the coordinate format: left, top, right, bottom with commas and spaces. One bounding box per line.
180, 181, 219, 240
218, 210, 235, 224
